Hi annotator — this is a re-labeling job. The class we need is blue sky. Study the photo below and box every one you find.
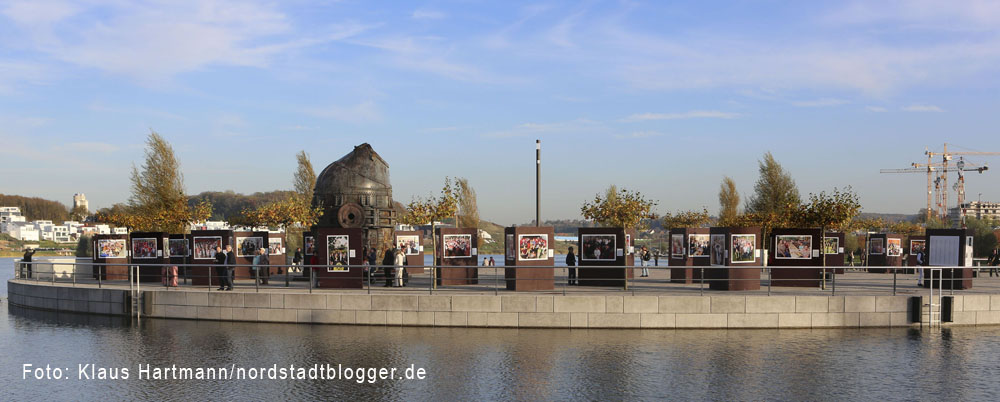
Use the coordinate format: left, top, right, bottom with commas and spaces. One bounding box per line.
2, 0, 1000, 225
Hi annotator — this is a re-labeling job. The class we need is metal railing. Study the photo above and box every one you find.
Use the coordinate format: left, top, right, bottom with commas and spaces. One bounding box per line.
9, 259, 992, 296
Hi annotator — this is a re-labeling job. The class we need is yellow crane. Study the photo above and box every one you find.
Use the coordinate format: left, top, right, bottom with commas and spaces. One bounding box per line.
881, 142, 995, 222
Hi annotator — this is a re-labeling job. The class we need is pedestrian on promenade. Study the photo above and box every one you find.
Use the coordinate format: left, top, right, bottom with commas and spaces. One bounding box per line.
989, 247, 1000, 277
489, 257, 496, 266
382, 247, 395, 287
224, 244, 236, 291
654, 250, 659, 266
293, 247, 302, 273
257, 248, 270, 285
394, 247, 406, 287
368, 247, 378, 282
640, 246, 651, 277
309, 253, 319, 288
214, 245, 228, 290
916, 247, 926, 287
483, 257, 489, 266
566, 246, 577, 286
22, 248, 35, 279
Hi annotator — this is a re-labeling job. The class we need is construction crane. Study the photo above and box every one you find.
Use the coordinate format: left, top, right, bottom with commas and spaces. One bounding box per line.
881, 143, 998, 222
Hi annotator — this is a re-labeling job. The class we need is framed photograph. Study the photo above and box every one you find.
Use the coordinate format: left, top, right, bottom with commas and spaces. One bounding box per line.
581, 234, 616, 261
710, 234, 726, 265
519, 234, 549, 261
304, 236, 315, 255
823, 237, 839, 255
731, 234, 756, 263
688, 234, 710, 257
268, 237, 284, 255
193, 236, 222, 260
396, 235, 420, 255
131, 238, 158, 259
775, 235, 811, 259
97, 239, 127, 259
869, 238, 884, 255
909, 240, 926, 255
443, 234, 472, 258
327, 235, 350, 271
505, 234, 515, 260
671, 234, 685, 257
626, 234, 632, 252
887, 238, 903, 257
168, 239, 189, 257
237, 236, 264, 257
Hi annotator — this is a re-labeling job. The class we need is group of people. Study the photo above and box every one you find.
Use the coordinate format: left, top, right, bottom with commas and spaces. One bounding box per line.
367, 246, 408, 287
481, 257, 497, 266
443, 236, 471, 257
519, 236, 548, 260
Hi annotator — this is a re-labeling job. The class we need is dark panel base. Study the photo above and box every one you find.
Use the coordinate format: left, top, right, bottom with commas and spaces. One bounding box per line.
577, 266, 631, 287
505, 267, 554, 291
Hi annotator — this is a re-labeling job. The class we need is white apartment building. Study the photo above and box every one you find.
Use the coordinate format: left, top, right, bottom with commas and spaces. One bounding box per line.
11, 224, 39, 242
112, 227, 128, 235
949, 201, 1000, 223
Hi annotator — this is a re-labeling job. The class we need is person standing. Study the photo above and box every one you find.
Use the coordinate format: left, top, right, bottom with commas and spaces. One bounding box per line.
382, 247, 395, 287
293, 247, 303, 273
989, 247, 1000, 277
214, 245, 228, 290
21, 248, 35, 279
640, 246, 651, 277
394, 247, 406, 287
483, 257, 489, 266
258, 248, 270, 285
224, 244, 236, 291
916, 246, 926, 287
489, 257, 496, 266
566, 246, 577, 286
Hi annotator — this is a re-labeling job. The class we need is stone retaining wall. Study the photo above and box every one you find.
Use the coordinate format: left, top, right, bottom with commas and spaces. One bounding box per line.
7, 281, 129, 316
12, 279, 1000, 328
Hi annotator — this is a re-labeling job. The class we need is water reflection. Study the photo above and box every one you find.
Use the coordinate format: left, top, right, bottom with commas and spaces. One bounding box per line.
4, 305, 1000, 400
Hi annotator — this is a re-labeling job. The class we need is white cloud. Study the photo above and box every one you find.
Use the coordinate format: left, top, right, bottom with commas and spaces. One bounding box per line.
866, 106, 888, 112
66, 142, 119, 153
482, 118, 603, 138
306, 100, 380, 123
2, 1, 370, 85
411, 9, 446, 20
791, 98, 849, 107
621, 111, 741, 122
902, 105, 944, 112
615, 131, 663, 139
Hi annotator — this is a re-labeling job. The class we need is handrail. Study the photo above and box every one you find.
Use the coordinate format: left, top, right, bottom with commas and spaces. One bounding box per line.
7, 259, 985, 296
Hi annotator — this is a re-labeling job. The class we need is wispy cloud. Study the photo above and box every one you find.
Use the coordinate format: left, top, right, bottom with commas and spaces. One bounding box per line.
65, 142, 119, 153
412, 9, 446, 20
481, 118, 603, 138
2, 1, 370, 85
615, 131, 663, 139
306, 100, 380, 123
902, 104, 944, 112
791, 98, 849, 107
621, 110, 741, 122
866, 106, 888, 112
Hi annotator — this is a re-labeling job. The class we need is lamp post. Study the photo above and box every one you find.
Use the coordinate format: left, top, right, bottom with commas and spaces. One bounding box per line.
536, 140, 541, 227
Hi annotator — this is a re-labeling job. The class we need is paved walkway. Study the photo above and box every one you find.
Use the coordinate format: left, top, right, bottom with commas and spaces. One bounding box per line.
13, 266, 999, 297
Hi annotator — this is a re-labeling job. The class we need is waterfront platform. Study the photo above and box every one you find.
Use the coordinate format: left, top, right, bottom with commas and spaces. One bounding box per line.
10, 266, 1000, 329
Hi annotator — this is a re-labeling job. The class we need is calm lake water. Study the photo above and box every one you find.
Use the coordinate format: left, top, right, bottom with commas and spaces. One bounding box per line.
4, 257, 1000, 400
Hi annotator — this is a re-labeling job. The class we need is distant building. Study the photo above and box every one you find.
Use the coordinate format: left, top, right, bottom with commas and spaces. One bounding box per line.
949, 201, 1000, 223
73, 193, 89, 212
112, 227, 128, 235
10, 224, 39, 242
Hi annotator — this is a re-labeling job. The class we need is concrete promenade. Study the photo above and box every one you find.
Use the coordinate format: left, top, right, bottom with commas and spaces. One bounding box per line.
10, 267, 1000, 329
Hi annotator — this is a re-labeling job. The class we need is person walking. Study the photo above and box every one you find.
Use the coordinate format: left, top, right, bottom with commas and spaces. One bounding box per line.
394, 247, 406, 287
989, 247, 1000, 277
640, 246, 651, 277
293, 247, 302, 273
224, 244, 236, 290
214, 245, 228, 290
566, 246, 577, 286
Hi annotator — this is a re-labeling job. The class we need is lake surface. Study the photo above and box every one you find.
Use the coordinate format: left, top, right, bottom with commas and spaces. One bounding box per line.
4, 257, 1000, 400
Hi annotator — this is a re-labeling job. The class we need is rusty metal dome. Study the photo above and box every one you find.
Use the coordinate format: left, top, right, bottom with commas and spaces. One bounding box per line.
312, 143, 395, 230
